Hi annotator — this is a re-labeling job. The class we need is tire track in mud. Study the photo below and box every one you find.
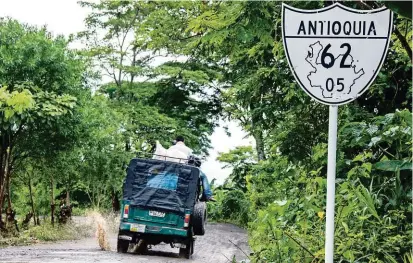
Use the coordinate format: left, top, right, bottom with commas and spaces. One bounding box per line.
0, 223, 250, 263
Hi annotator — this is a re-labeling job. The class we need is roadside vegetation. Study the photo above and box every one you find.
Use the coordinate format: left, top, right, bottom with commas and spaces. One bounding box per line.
0, 2, 411, 263
0, 220, 92, 247
194, 2, 411, 262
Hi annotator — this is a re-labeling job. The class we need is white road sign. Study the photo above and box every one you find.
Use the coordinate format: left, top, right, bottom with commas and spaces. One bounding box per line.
282, 3, 393, 105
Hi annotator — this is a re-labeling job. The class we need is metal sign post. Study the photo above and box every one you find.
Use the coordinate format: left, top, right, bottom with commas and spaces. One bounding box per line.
281, 3, 393, 262
325, 105, 338, 262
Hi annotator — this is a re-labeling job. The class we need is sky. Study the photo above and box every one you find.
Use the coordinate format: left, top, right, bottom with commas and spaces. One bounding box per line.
0, 0, 254, 184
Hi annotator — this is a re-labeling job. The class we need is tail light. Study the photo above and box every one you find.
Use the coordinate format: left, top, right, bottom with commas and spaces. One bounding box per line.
184, 213, 190, 228
123, 204, 129, 219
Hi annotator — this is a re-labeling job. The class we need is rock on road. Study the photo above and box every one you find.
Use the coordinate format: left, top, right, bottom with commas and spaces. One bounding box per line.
0, 223, 250, 263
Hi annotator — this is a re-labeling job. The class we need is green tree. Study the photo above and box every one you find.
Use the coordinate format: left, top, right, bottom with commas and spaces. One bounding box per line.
217, 146, 255, 191
79, 1, 224, 155
0, 19, 85, 231
74, 94, 129, 210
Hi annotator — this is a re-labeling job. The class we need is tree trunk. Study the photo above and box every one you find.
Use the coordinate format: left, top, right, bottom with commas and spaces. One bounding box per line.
250, 100, 266, 161
66, 188, 70, 207
21, 212, 33, 229
111, 190, 120, 212
28, 177, 37, 226
5, 186, 18, 234
50, 204, 55, 226
125, 141, 130, 152
394, 26, 413, 63
0, 214, 4, 231
250, 113, 266, 161
6, 171, 11, 212
0, 176, 3, 230
0, 144, 10, 228
50, 177, 55, 226
252, 129, 266, 161
3, 148, 15, 232
130, 46, 138, 84
6, 205, 18, 234
0, 134, 5, 224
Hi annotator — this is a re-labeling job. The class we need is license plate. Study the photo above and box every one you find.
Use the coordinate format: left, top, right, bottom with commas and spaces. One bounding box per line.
149, 210, 166, 217
130, 224, 146, 233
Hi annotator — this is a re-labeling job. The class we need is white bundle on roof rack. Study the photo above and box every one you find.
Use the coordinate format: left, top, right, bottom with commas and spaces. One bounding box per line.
152, 141, 188, 163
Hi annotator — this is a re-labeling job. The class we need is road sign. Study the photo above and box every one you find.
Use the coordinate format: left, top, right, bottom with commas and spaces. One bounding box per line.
281, 3, 393, 263
282, 3, 393, 106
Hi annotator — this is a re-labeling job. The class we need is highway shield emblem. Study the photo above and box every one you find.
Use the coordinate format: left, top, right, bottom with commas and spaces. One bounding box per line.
282, 3, 393, 105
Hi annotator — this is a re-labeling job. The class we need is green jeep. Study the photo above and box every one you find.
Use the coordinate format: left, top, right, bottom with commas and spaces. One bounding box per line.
117, 157, 207, 259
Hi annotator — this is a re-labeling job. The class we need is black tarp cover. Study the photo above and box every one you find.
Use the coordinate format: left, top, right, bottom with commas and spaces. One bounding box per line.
122, 158, 200, 214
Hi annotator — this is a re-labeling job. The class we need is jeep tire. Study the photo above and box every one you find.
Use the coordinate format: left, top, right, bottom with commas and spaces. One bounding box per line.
117, 239, 129, 253
192, 202, 206, 236
179, 237, 194, 259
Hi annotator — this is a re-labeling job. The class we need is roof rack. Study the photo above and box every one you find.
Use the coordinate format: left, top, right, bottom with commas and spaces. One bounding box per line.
135, 151, 190, 163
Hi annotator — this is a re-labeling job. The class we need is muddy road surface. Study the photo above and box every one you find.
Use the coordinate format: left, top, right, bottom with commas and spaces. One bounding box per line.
0, 223, 250, 263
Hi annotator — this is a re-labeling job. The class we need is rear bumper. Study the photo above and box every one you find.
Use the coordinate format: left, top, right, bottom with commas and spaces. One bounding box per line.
119, 222, 188, 237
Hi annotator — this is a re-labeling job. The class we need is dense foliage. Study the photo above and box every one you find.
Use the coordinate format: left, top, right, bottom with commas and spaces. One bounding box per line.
189, 1, 411, 263
0, 1, 411, 263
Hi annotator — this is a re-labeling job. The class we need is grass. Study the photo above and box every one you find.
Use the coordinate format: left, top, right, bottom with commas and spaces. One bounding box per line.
0, 210, 120, 249
0, 219, 94, 247
25, 222, 93, 241
71, 206, 87, 216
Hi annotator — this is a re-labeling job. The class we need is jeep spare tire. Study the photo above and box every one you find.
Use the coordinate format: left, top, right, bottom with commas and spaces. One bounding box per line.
193, 202, 206, 235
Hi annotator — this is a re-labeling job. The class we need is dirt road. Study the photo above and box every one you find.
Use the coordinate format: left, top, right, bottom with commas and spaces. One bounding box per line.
0, 223, 250, 263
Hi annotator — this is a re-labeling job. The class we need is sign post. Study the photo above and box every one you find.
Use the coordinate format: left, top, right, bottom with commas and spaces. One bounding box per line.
281, 3, 393, 262
325, 105, 338, 263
